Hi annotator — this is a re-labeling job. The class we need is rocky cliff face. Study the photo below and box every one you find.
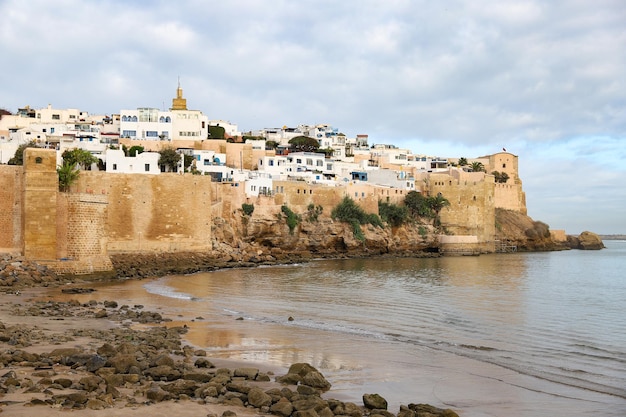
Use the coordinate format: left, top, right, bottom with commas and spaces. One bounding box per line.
215, 214, 439, 260
495, 208, 605, 251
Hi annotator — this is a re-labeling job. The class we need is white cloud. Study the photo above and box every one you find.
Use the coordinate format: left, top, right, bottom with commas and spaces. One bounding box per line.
1, 0, 625, 233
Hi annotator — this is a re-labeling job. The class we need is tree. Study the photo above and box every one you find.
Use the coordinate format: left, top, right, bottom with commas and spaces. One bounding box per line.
458, 157, 468, 166
492, 171, 510, 183
128, 145, 144, 156
404, 191, 432, 218
62, 148, 98, 170
378, 201, 409, 227
57, 162, 80, 192
265, 140, 279, 150
470, 161, 485, 172
208, 125, 225, 140
288, 136, 320, 153
158, 146, 181, 172
427, 194, 450, 227
8, 140, 38, 165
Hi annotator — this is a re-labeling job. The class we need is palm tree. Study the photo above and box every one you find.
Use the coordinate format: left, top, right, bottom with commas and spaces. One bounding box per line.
427, 194, 450, 228
457, 157, 468, 166
57, 163, 80, 192
470, 161, 485, 172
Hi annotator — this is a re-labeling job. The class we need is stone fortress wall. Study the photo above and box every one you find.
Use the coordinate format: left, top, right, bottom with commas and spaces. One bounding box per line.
0, 150, 527, 274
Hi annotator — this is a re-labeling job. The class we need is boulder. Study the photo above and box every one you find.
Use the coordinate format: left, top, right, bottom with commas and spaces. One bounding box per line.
271, 397, 295, 417
408, 403, 459, 417
577, 231, 605, 250
363, 393, 388, 410
247, 387, 273, 408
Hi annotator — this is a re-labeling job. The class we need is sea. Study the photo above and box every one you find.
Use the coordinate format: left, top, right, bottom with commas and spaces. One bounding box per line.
47, 240, 626, 417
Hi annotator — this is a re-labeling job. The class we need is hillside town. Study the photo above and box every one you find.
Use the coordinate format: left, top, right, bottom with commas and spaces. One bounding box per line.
0, 83, 522, 205
1, 83, 579, 279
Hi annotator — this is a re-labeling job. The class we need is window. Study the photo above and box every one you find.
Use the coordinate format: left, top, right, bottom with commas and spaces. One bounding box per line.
204, 159, 211, 166
145, 164, 150, 172
146, 131, 158, 137
296, 158, 302, 164
122, 130, 136, 137
112, 164, 117, 170
52, 114, 60, 120
316, 160, 323, 166
269, 159, 274, 166
35, 157, 42, 164
327, 163, 332, 170
306, 158, 313, 165
131, 116, 138, 122
502, 163, 506, 168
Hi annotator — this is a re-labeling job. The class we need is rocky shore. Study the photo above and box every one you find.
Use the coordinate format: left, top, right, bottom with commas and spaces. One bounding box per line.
0, 288, 459, 417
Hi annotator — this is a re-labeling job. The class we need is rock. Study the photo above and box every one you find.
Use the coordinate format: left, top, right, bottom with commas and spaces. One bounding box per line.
271, 397, 295, 417
163, 379, 200, 396
233, 367, 259, 380
194, 357, 214, 368
86, 398, 108, 410
108, 354, 140, 374
247, 387, 273, 408
302, 371, 331, 391
143, 365, 181, 381
363, 393, 388, 410
577, 231, 605, 250
86, 354, 107, 372
408, 403, 460, 417
146, 385, 172, 402
79, 375, 104, 392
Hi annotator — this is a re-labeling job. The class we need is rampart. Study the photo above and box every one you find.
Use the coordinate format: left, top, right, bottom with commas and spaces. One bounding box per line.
0, 150, 526, 274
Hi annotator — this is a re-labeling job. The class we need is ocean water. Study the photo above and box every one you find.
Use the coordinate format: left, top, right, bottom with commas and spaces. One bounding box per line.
48, 241, 626, 416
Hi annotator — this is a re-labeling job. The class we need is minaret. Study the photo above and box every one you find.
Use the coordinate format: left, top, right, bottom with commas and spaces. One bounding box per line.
171, 78, 188, 110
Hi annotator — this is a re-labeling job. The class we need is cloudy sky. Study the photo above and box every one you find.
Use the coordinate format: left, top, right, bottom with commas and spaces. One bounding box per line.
1, 0, 624, 234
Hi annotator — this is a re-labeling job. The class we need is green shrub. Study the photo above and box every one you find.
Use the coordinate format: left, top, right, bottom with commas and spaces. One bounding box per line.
242, 203, 254, 216
378, 201, 409, 227
281, 205, 301, 234
331, 197, 383, 241
306, 203, 323, 222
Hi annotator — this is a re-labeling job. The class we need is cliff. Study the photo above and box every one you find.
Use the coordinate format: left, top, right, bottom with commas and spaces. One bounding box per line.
495, 208, 570, 251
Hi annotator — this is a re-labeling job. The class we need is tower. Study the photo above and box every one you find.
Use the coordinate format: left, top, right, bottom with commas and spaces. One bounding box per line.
171, 78, 188, 111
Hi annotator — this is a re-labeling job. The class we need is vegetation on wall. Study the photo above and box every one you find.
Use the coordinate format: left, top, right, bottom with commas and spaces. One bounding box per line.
241, 203, 254, 216
57, 163, 80, 192
158, 146, 181, 172
288, 136, 320, 153
306, 203, 323, 223
281, 204, 301, 234
128, 145, 144, 156
404, 191, 432, 218
331, 196, 383, 241
470, 161, 485, 172
492, 171, 510, 183
208, 125, 225, 140
378, 201, 409, 227
62, 148, 98, 170
7, 140, 38, 165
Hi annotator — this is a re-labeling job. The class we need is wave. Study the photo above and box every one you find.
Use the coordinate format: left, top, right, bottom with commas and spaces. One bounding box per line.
143, 281, 201, 301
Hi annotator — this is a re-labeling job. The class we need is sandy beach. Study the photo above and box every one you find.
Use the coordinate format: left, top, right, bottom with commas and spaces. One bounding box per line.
0, 284, 458, 417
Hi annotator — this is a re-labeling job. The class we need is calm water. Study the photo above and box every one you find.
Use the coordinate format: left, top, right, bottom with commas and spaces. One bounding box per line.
48, 241, 626, 416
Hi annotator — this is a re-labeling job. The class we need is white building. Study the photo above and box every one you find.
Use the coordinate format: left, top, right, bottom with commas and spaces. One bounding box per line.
105, 149, 160, 174
119, 84, 208, 142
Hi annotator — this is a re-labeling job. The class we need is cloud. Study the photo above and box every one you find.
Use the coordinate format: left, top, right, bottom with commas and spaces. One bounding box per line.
1, 0, 624, 233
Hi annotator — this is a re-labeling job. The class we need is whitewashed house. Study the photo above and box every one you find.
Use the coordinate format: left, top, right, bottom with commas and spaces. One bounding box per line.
105, 149, 160, 174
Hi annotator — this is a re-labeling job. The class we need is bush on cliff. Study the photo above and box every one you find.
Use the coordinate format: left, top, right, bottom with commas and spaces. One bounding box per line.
281, 205, 301, 234
331, 197, 383, 241
242, 203, 254, 216
378, 201, 409, 227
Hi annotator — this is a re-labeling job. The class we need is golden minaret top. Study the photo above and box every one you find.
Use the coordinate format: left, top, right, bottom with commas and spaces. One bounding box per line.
171, 78, 188, 111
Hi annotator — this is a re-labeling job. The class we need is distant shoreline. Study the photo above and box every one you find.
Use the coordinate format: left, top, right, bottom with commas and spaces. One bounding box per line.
599, 235, 626, 240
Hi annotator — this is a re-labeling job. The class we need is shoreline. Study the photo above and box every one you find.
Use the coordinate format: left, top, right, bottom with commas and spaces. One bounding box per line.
0, 280, 460, 417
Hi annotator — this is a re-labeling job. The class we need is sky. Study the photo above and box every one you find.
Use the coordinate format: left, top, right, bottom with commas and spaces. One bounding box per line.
1, 0, 624, 235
